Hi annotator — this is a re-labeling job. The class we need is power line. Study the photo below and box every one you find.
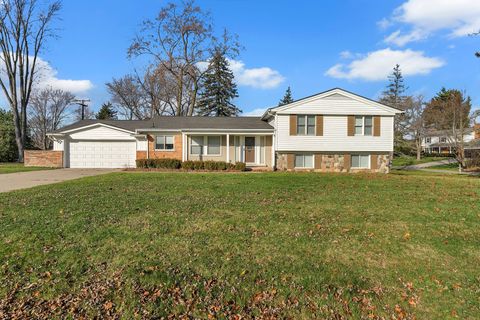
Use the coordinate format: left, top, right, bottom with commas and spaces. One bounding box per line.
71, 99, 91, 120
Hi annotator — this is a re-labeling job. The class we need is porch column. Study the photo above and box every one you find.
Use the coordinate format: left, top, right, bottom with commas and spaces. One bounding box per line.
182, 133, 187, 161
226, 134, 230, 163
271, 134, 275, 170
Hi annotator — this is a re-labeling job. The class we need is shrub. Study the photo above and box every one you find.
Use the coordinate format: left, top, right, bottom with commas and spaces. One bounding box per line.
181, 161, 195, 170
193, 161, 204, 170
234, 162, 247, 171
135, 158, 181, 169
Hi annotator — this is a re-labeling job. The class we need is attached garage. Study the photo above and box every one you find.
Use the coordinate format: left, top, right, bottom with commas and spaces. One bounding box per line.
48, 122, 144, 169
69, 140, 136, 168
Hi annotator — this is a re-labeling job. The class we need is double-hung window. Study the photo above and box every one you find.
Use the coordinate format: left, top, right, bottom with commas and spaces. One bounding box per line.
440, 137, 447, 143
155, 135, 174, 150
425, 137, 431, 143
295, 154, 314, 168
351, 154, 370, 168
191, 136, 204, 155
297, 115, 316, 135
354, 116, 373, 136
190, 136, 221, 155
207, 136, 221, 155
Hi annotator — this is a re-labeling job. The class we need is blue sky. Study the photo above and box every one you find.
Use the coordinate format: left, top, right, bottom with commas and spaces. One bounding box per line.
26, 0, 480, 116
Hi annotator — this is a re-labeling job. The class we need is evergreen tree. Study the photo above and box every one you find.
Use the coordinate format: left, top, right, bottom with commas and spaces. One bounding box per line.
381, 64, 407, 109
0, 109, 19, 162
380, 64, 409, 152
197, 50, 241, 117
96, 102, 118, 120
278, 86, 294, 106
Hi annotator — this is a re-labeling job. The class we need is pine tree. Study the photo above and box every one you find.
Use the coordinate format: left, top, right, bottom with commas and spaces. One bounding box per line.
197, 50, 241, 117
381, 64, 407, 109
278, 86, 294, 106
96, 102, 118, 120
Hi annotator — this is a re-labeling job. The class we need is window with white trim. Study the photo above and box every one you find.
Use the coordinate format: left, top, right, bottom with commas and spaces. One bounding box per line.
295, 154, 314, 168
440, 137, 447, 143
155, 135, 174, 150
207, 136, 221, 155
354, 116, 373, 136
351, 154, 370, 168
297, 115, 316, 135
425, 137, 431, 143
191, 136, 204, 155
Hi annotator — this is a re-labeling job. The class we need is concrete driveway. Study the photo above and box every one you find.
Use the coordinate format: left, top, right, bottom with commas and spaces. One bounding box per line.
0, 169, 118, 193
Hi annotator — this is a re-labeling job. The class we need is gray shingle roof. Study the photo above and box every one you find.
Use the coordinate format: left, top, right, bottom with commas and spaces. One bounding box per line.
52, 116, 273, 134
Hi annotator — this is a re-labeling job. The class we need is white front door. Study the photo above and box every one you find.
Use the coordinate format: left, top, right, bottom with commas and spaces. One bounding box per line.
69, 140, 136, 168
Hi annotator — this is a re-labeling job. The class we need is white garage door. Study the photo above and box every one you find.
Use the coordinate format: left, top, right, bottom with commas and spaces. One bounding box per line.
69, 140, 136, 168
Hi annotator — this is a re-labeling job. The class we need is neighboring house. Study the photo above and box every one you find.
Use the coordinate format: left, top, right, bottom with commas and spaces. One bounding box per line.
27, 88, 402, 173
422, 125, 479, 154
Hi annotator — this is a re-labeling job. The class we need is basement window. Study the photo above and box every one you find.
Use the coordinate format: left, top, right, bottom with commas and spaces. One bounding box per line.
351, 154, 370, 169
295, 154, 314, 168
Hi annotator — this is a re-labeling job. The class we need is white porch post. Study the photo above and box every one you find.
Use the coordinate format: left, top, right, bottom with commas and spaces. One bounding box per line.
271, 133, 275, 170
226, 134, 230, 163
182, 133, 187, 161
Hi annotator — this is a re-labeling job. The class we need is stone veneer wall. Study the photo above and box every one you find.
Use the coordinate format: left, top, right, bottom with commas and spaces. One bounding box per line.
276, 153, 390, 173
24, 150, 63, 167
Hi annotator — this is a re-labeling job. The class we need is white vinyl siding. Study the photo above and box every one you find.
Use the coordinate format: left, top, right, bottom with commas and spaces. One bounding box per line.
69, 125, 135, 141
277, 92, 396, 116
276, 114, 394, 152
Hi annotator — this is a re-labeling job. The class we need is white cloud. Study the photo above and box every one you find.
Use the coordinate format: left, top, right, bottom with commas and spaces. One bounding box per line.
35, 57, 93, 94
325, 48, 444, 81
383, 0, 480, 46
227, 59, 285, 89
243, 107, 267, 116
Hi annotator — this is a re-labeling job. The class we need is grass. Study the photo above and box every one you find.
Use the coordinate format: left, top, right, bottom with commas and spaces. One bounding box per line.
391, 155, 450, 167
0, 172, 479, 318
0, 162, 55, 174
428, 162, 460, 171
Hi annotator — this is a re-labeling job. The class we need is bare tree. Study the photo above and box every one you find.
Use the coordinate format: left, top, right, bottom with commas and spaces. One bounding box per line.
0, 0, 61, 161
106, 75, 150, 120
424, 89, 472, 171
403, 95, 426, 160
28, 87, 74, 149
127, 0, 239, 116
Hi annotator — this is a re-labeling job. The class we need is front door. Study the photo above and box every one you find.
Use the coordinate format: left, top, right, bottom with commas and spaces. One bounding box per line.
245, 137, 255, 163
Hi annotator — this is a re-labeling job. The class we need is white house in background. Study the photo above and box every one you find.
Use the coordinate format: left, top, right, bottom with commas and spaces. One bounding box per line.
422, 126, 479, 154
27, 88, 402, 173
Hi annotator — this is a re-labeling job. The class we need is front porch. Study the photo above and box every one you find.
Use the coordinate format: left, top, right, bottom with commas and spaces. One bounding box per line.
182, 133, 274, 169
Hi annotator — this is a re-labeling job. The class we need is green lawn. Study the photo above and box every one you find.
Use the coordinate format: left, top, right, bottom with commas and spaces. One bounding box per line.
0, 172, 479, 318
0, 162, 55, 174
392, 155, 450, 167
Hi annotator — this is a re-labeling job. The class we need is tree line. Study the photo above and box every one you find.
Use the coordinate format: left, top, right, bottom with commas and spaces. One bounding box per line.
0, 0, 244, 161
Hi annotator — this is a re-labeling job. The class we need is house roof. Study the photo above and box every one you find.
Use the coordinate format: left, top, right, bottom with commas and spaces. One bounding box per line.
466, 139, 480, 150
51, 116, 273, 134
424, 127, 474, 137
261, 87, 403, 119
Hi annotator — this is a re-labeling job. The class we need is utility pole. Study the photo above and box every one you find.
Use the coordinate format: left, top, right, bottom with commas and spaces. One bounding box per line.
71, 99, 91, 120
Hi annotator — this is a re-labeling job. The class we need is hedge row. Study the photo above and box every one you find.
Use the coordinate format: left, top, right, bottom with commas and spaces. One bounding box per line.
136, 158, 247, 171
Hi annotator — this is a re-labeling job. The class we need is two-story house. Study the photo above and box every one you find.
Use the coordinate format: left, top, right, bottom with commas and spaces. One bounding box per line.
31, 88, 402, 173
422, 126, 479, 154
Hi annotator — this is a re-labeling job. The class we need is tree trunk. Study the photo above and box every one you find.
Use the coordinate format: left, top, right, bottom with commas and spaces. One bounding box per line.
12, 108, 25, 162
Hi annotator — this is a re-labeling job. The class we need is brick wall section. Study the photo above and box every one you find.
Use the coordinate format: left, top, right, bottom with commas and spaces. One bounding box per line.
136, 134, 183, 161
24, 150, 63, 167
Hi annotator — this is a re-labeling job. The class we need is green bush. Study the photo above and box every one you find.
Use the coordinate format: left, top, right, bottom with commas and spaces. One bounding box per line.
234, 162, 247, 171
135, 158, 181, 169
181, 161, 195, 170
193, 161, 204, 170
137, 159, 247, 171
